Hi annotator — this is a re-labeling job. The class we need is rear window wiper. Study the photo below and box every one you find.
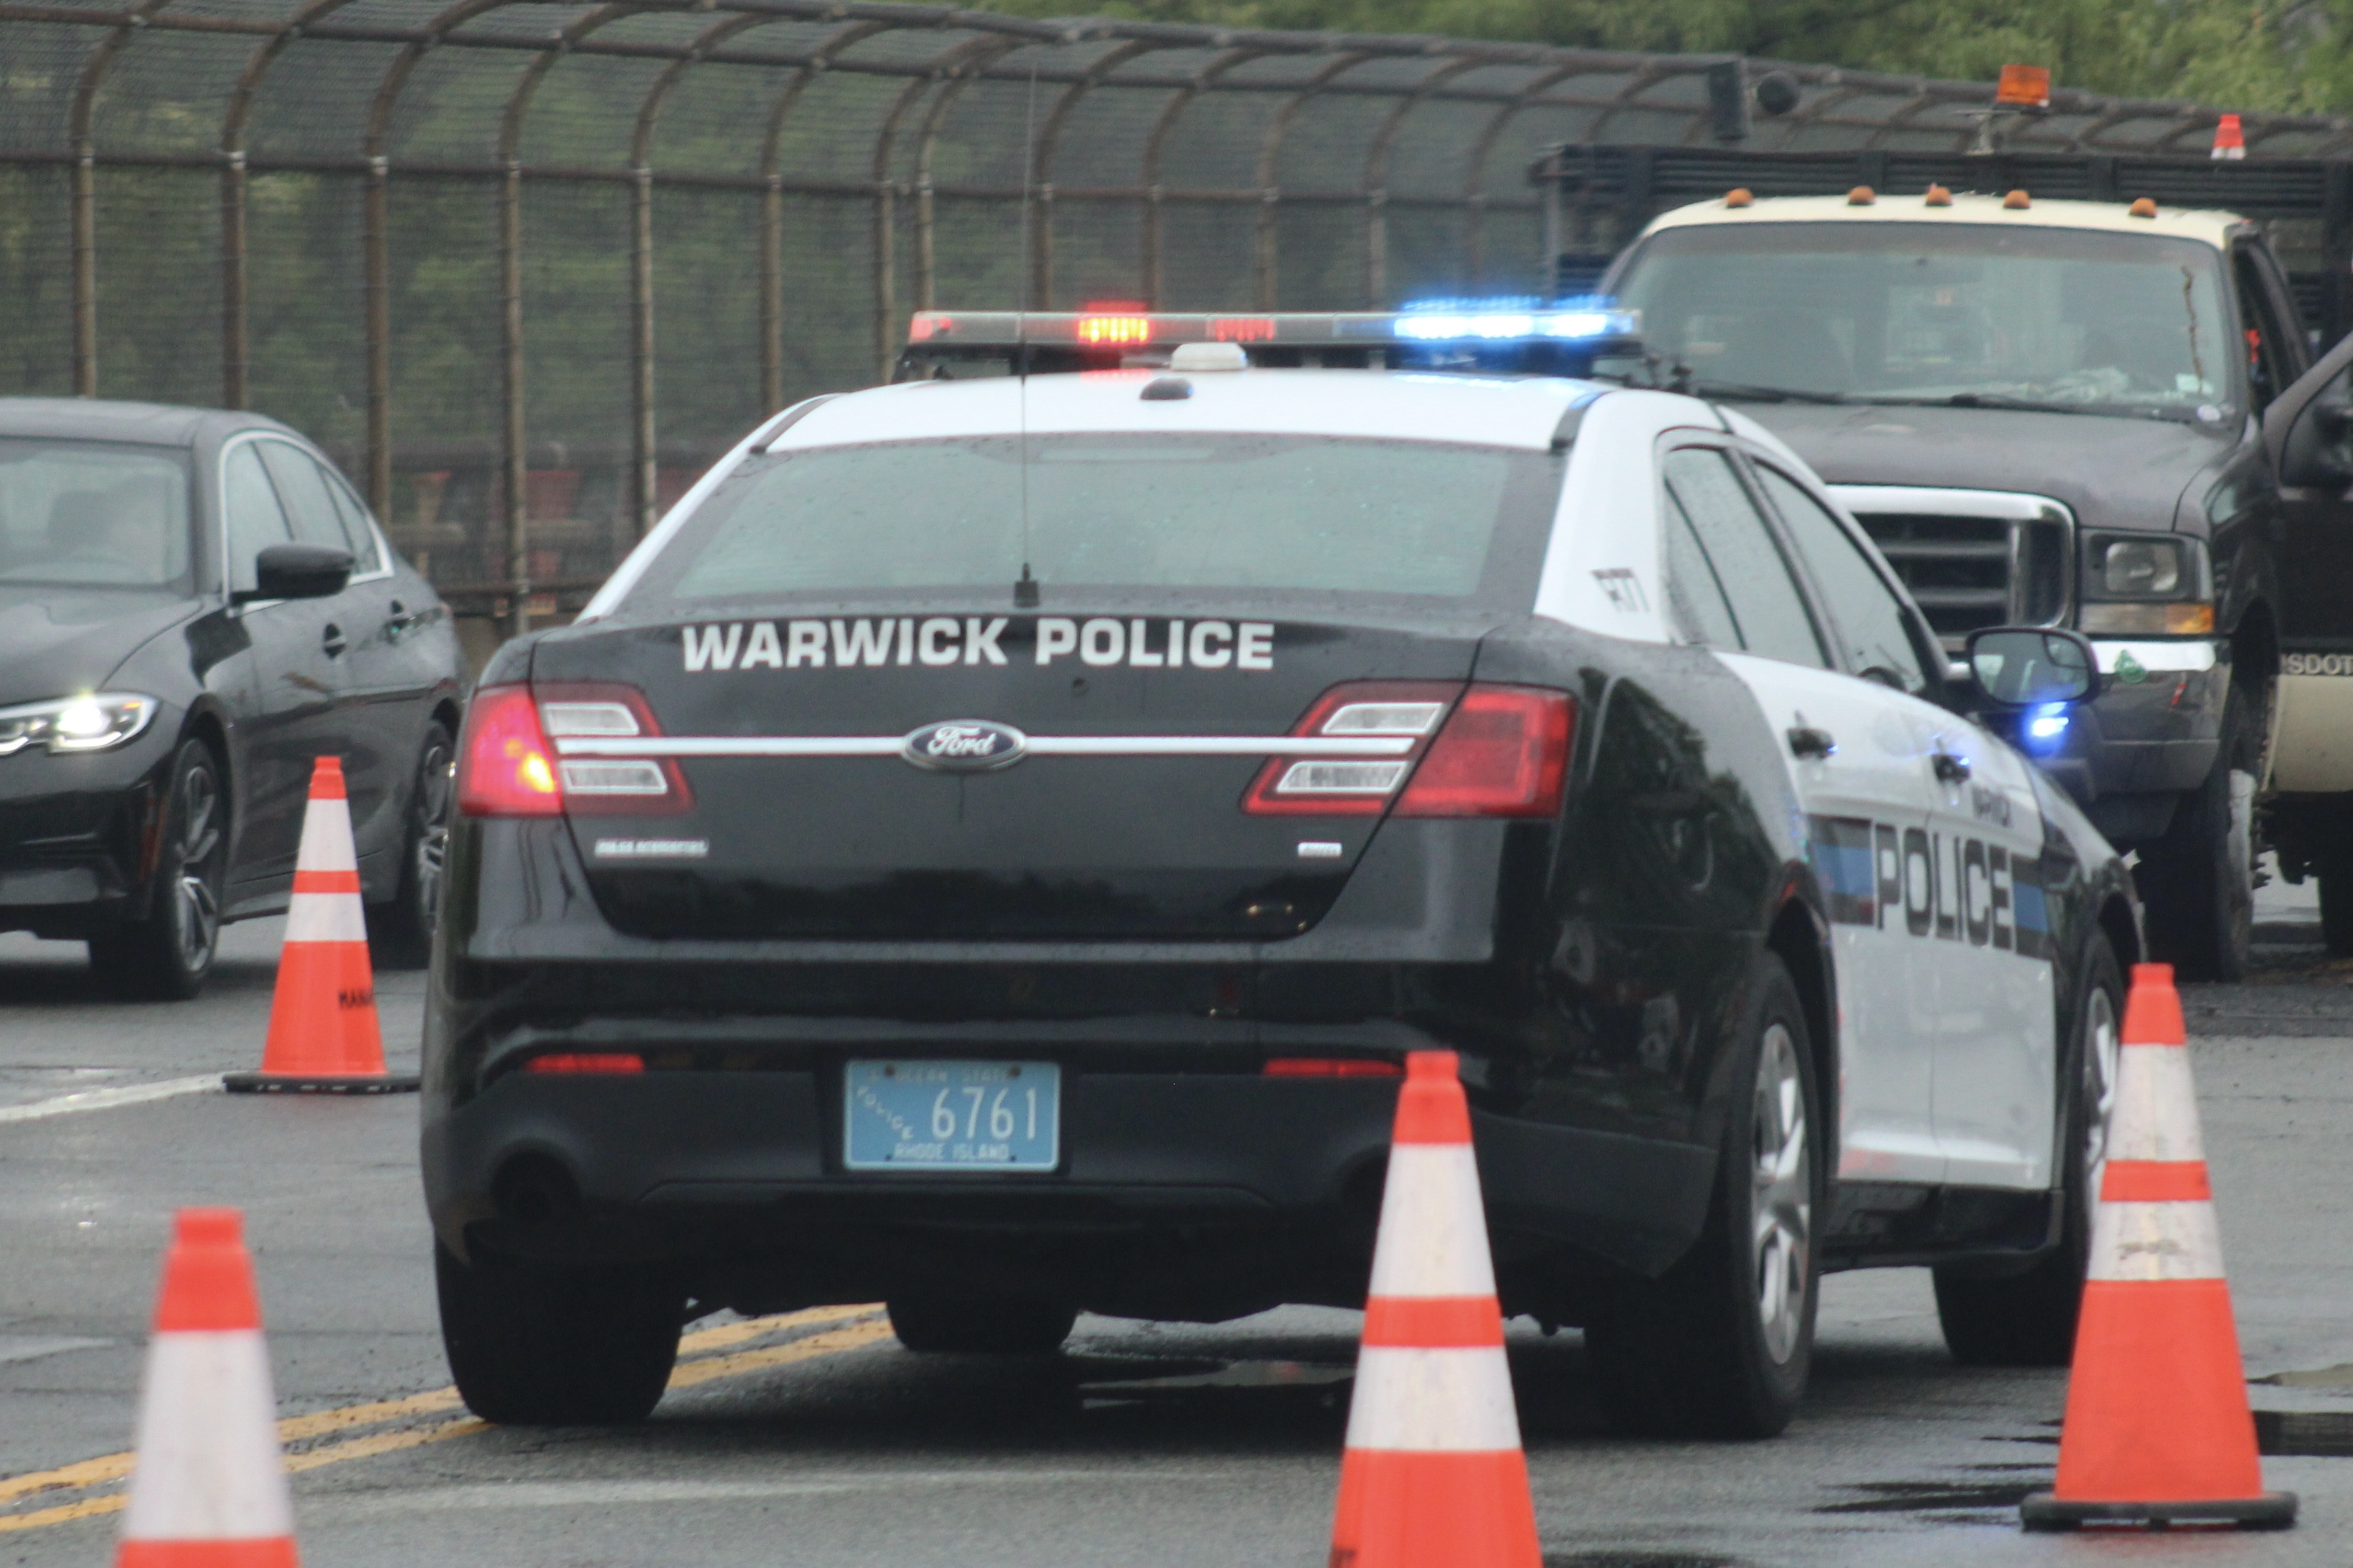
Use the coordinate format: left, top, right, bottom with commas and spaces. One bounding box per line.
1684, 380, 1848, 406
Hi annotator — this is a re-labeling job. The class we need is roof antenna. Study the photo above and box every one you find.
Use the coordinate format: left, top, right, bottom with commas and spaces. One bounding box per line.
1013, 58, 1041, 610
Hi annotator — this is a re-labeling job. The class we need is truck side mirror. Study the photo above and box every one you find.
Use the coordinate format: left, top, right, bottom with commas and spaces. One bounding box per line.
2282, 389, 2353, 489
1967, 627, 2098, 707
2267, 329, 2353, 490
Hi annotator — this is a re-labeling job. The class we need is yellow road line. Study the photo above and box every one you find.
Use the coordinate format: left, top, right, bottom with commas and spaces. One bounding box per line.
664, 1319, 898, 1389
0, 1304, 891, 1527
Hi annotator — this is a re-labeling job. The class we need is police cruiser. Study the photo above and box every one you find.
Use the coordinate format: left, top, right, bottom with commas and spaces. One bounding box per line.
423, 309, 2135, 1439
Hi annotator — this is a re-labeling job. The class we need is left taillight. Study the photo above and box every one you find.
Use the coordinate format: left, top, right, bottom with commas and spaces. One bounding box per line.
455, 685, 561, 817
534, 682, 693, 816
455, 682, 691, 819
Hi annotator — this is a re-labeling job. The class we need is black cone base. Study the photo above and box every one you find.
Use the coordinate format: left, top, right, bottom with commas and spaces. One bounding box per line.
2021, 1492, 2298, 1531
223, 1072, 420, 1094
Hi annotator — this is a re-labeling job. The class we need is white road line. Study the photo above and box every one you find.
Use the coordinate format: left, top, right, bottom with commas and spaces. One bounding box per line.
0, 1076, 222, 1124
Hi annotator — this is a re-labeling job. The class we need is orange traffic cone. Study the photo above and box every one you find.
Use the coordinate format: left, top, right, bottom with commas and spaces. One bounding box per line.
225, 757, 417, 1094
2021, 963, 2295, 1530
2212, 112, 2247, 160
116, 1208, 300, 1568
1329, 1050, 1541, 1568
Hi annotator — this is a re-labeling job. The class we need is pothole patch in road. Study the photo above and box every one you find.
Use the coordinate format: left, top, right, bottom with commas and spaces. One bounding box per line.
2255, 1410, 2353, 1456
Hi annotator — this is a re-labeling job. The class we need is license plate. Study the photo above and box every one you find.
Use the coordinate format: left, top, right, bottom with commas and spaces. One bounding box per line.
843, 1060, 1060, 1172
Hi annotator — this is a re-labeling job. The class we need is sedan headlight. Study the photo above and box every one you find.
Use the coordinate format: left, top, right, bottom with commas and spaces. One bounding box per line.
0, 693, 160, 756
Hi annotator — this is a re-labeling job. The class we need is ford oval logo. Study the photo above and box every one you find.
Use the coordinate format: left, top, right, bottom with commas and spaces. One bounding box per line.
901, 719, 1028, 772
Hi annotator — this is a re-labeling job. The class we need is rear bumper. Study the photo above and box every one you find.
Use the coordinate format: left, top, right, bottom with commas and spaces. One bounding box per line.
421, 1062, 1715, 1320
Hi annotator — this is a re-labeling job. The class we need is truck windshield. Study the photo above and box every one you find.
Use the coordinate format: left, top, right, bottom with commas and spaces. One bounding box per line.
1611, 222, 2234, 420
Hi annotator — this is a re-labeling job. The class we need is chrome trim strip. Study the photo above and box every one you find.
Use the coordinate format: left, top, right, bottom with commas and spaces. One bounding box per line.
1828, 484, 2069, 521
551, 734, 1417, 760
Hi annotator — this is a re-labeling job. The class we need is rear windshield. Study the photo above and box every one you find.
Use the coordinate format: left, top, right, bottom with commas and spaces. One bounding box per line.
0, 440, 194, 590
621, 433, 1561, 611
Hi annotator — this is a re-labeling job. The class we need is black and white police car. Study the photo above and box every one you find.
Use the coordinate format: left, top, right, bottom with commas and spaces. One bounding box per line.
423, 307, 2137, 1439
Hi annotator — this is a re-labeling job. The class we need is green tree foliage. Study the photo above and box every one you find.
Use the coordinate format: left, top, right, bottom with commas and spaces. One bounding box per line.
1003, 0, 2353, 115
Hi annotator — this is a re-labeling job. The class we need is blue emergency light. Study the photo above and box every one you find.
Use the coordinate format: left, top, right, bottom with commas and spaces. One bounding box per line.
1392, 297, 1641, 344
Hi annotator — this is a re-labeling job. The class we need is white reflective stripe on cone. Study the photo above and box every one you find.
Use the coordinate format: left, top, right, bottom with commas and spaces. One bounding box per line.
121, 1331, 294, 1540
283, 892, 367, 945
293, 796, 359, 873
1344, 1346, 1523, 1452
1366, 1145, 1496, 1298
2107, 1044, 2207, 1163
2088, 1200, 2227, 1283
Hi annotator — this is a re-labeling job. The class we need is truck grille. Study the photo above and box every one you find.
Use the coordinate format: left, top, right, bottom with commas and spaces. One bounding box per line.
1829, 487, 2074, 650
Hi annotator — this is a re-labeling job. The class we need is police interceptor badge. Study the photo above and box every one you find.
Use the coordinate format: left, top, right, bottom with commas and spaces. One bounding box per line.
902, 719, 1028, 772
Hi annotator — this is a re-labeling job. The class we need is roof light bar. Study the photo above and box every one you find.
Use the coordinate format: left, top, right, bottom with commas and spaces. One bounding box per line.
900, 300, 1639, 360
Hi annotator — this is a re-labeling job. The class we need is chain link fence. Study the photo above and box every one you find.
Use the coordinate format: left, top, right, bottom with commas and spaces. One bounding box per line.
5, 2, 2342, 648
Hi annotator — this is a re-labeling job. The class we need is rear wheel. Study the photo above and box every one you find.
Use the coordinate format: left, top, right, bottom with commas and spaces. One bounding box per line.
88, 739, 227, 1001
1934, 934, 2122, 1365
887, 1291, 1076, 1355
1586, 952, 1820, 1438
436, 1243, 682, 1424
2141, 685, 2257, 981
369, 720, 454, 971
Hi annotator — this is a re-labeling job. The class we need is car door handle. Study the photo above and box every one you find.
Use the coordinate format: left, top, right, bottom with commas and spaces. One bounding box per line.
322, 623, 348, 658
1932, 750, 1971, 784
1786, 727, 1836, 760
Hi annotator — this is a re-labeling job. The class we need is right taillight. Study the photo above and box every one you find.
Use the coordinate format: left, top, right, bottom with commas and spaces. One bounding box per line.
456, 684, 562, 818
1243, 682, 1461, 816
1394, 685, 1573, 819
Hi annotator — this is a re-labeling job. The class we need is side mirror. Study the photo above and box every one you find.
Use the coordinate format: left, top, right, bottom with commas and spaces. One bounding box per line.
2281, 392, 2353, 489
1967, 626, 2098, 707
233, 543, 352, 605
2267, 327, 2353, 489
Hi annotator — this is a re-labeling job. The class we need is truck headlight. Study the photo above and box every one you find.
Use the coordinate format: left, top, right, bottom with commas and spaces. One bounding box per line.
2078, 533, 2214, 635
0, 693, 161, 756
2100, 538, 2182, 596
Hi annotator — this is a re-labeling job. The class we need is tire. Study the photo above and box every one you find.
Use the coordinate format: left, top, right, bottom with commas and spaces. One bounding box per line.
1933, 934, 2122, 1365
435, 1243, 682, 1424
369, 720, 454, 972
1585, 951, 1822, 1439
887, 1292, 1076, 1355
2141, 684, 2258, 981
87, 739, 228, 1001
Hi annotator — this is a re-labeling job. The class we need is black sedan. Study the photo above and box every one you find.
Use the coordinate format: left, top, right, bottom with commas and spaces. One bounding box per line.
423, 332, 2134, 1439
0, 398, 468, 996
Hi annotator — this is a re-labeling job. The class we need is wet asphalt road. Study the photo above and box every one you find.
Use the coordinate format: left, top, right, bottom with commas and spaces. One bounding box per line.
7, 880, 2353, 1568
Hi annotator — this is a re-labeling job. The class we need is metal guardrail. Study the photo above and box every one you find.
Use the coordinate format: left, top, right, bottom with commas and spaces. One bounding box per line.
4, 4, 2341, 635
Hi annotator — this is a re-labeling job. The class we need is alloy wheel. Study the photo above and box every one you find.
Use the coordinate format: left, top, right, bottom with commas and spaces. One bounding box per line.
412, 735, 454, 933
1749, 1023, 1813, 1365
2078, 984, 2121, 1234
173, 761, 224, 974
